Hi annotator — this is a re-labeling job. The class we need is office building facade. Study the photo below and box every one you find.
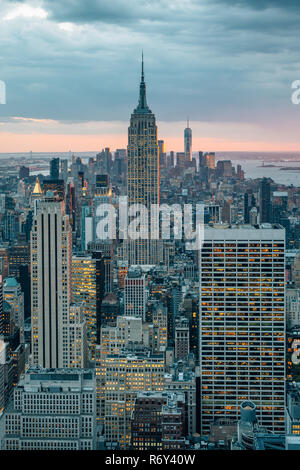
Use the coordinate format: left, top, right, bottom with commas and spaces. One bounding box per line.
199, 225, 285, 433
31, 198, 72, 368
1, 367, 96, 450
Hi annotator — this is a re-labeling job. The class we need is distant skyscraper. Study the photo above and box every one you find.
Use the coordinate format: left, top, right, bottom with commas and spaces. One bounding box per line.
31, 197, 72, 368
158, 139, 166, 168
50, 157, 60, 180
169, 151, 175, 168
259, 178, 272, 224
19, 166, 29, 179
93, 174, 112, 242
244, 192, 250, 224
96, 148, 112, 175
199, 225, 285, 434
127, 56, 161, 265
176, 152, 186, 168
206, 152, 215, 169
216, 160, 233, 179
184, 118, 192, 162
114, 148, 126, 177
60, 158, 68, 181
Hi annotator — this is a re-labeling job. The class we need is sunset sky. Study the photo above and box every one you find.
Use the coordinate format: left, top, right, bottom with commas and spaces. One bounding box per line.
1, 0, 300, 153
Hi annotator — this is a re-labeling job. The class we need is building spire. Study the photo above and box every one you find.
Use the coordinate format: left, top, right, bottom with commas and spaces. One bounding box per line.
33, 176, 43, 194
134, 53, 151, 114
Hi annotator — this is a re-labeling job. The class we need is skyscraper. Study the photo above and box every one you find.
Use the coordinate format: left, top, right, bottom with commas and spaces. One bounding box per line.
50, 157, 60, 180
184, 118, 192, 162
259, 178, 272, 224
31, 196, 72, 368
72, 253, 105, 361
3, 277, 24, 344
158, 139, 166, 168
127, 56, 161, 265
199, 225, 285, 434
0, 339, 5, 414
124, 266, 147, 319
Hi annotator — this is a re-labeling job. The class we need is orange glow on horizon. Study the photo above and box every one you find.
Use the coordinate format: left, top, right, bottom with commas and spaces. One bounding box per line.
0, 132, 300, 153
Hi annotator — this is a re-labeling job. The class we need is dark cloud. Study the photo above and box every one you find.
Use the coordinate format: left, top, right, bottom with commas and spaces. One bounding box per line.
216, 0, 300, 10
38, 0, 173, 24
36, 0, 300, 26
0, 0, 299, 131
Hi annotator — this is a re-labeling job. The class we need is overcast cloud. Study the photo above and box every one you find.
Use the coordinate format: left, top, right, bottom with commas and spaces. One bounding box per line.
0, 0, 299, 151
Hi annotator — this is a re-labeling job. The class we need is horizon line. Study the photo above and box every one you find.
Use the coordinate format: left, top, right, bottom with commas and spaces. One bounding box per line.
1, 150, 300, 155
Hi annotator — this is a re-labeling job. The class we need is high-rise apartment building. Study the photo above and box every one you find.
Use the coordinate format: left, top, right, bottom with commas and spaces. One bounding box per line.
199, 224, 285, 434
31, 197, 72, 368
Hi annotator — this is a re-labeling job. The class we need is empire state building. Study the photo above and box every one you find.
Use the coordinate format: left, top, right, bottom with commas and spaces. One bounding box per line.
127, 57, 162, 265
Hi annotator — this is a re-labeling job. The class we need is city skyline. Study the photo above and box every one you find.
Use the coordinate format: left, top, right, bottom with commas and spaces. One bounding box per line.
1, 0, 300, 152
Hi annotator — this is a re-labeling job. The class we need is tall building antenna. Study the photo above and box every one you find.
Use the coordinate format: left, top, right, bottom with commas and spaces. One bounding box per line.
135, 51, 150, 113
